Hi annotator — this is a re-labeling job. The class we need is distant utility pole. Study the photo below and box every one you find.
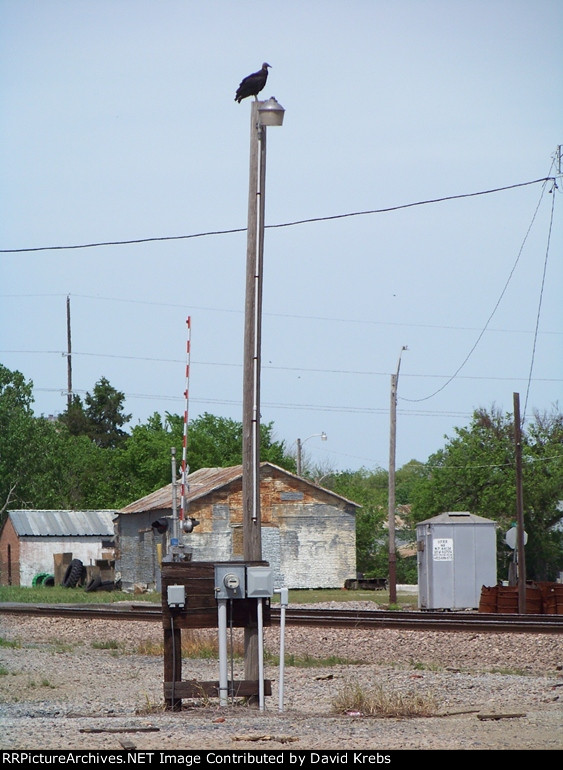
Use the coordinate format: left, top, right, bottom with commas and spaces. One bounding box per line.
66, 295, 72, 409
513, 392, 526, 613
388, 346, 407, 605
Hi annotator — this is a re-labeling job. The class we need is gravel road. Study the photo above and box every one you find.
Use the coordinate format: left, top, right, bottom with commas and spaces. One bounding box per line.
0, 604, 562, 752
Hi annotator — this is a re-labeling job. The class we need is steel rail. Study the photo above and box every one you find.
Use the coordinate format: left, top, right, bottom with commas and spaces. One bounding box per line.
0, 602, 561, 634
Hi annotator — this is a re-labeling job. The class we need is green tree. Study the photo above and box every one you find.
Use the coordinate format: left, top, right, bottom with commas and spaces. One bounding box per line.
58, 394, 90, 436
115, 412, 184, 505
84, 377, 131, 449
0, 365, 37, 514
327, 467, 389, 576
410, 405, 563, 581
59, 377, 132, 449
186, 412, 292, 471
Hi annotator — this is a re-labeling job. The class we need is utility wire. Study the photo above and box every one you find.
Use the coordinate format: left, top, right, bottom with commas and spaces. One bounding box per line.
401, 177, 555, 403
523, 180, 558, 421
1, 292, 561, 337
4, 348, 560, 383
0, 177, 554, 254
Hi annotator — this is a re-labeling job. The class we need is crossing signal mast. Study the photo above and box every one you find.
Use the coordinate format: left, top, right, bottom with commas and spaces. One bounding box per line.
153, 317, 199, 558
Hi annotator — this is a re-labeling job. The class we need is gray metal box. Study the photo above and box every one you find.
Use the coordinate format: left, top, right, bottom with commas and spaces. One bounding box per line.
416, 512, 497, 610
167, 584, 186, 609
246, 566, 274, 598
214, 564, 246, 599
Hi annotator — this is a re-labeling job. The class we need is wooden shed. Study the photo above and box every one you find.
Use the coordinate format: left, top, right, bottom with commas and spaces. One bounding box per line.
0, 510, 116, 587
115, 462, 359, 592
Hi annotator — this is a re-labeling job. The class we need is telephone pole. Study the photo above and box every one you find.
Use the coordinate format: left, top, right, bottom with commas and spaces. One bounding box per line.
513, 393, 526, 613
66, 295, 72, 408
388, 346, 407, 605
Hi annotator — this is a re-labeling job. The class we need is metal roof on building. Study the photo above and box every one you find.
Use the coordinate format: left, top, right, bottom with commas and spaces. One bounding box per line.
7, 510, 116, 537
120, 462, 360, 514
417, 511, 495, 526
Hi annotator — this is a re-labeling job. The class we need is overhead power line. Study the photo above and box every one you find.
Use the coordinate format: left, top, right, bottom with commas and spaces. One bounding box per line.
401, 176, 558, 403
3, 348, 561, 383
0, 177, 554, 254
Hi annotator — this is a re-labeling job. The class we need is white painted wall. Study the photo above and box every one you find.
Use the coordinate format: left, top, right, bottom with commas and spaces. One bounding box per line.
19, 538, 108, 587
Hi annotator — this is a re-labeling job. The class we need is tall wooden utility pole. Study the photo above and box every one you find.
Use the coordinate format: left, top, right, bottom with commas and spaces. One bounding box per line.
388, 346, 407, 605
66, 295, 72, 409
513, 393, 526, 613
242, 100, 266, 692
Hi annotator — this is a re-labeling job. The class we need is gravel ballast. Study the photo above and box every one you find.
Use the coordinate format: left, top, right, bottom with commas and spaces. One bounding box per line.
0, 604, 562, 752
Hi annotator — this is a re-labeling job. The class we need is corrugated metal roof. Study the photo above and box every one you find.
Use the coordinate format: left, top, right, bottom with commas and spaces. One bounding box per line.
120, 462, 360, 514
120, 465, 246, 514
7, 510, 116, 537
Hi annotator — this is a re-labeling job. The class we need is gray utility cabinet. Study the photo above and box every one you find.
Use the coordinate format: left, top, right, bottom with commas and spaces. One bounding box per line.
416, 512, 497, 610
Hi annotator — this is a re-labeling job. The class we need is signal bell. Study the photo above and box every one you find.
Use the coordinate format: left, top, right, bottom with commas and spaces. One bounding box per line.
151, 517, 169, 534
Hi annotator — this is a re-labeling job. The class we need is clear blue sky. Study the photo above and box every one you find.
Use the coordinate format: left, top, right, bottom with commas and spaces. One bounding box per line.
1, 0, 562, 473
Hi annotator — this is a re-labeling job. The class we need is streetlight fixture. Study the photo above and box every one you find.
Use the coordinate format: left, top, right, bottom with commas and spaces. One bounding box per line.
296, 432, 327, 476
257, 97, 285, 126
241, 95, 285, 701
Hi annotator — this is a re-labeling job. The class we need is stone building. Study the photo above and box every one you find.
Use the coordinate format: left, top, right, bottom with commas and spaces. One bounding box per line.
115, 462, 358, 592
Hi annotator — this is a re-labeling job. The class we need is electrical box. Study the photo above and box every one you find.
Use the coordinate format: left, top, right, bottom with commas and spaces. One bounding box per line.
246, 566, 274, 598
167, 584, 186, 609
417, 512, 497, 610
214, 564, 246, 600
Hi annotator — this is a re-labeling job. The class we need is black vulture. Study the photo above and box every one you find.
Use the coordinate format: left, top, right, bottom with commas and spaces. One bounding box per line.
235, 62, 271, 103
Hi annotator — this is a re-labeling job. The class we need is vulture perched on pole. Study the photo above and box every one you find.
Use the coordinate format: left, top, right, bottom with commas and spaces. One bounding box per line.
235, 62, 271, 103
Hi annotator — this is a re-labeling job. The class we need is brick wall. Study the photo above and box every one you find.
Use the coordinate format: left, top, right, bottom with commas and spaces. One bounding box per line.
0, 517, 20, 586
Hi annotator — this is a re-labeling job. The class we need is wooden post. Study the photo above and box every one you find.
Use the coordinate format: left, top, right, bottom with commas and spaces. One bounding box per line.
66, 295, 72, 409
163, 624, 182, 711
513, 393, 526, 614
388, 346, 406, 605
388, 373, 397, 605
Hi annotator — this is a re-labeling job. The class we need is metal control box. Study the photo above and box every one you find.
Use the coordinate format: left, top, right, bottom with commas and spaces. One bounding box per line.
246, 566, 274, 598
167, 584, 186, 609
214, 564, 246, 600
417, 512, 497, 610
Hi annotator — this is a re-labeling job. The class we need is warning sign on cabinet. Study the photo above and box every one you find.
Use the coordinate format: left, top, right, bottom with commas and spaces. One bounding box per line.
432, 538, 453, 561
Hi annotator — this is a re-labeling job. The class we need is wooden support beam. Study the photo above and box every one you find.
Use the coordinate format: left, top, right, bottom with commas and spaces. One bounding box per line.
164, 679, 272, 700
163, 625, 182, 711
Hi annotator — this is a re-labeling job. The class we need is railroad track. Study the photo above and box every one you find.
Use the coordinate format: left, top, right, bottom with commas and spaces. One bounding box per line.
1, 602, 561, 634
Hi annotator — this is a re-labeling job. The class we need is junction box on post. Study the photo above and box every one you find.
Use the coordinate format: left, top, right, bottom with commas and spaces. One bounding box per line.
160, 560, 272, 711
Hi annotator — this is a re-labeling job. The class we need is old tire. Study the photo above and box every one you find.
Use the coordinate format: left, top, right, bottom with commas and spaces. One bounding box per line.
96, 580, 116, 592
85, 576, 102, 593
62, 559, 83, 588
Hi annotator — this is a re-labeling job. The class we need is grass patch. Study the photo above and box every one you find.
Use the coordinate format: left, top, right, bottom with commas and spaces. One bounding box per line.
277, 588, 417, 610
28, 678, 56, 690
135, 693, 167, 715
332, 679, 438, 718
411, 660, 442, 672
0, 665, 9, 676
0, 637, 21, 649
0, 585, 161, 604
91, 640, 123, 651
49, 641, 75, 654
265, 651, 364, 667
0, 585, 418, 610
489, 666, 531, 676
135, 629, 241, 660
